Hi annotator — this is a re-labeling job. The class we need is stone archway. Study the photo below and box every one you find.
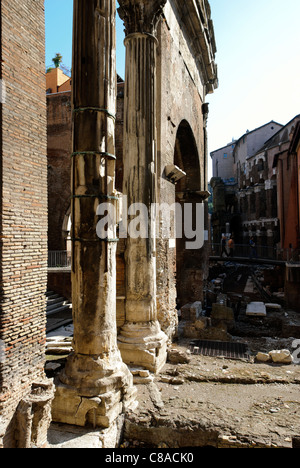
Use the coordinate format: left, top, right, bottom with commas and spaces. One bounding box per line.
62, 206, 72, 255
174, 120, 201, 194
174, 120, 204, 309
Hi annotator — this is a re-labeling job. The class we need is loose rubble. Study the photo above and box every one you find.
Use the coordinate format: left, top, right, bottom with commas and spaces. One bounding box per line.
46, 324, 74, 355
47, 264, 300, 448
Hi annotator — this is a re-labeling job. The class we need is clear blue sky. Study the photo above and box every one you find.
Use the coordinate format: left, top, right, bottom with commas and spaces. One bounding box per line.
45, 1, 300, 177
207, 0, 300, 157
45, 0, 126, 77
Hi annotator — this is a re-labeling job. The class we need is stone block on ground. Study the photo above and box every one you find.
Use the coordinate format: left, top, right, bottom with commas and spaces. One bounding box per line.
246, 302, 267, 317
181, 302, 202, 321
211, 303, 234, 321
265, 303, 281, 311
256, 352, 271, 363
167, 347, 191, 364
194, 317, 209, 330
190, 301, 202, 321
197, 327, 232, 342
269, 349, 293, 364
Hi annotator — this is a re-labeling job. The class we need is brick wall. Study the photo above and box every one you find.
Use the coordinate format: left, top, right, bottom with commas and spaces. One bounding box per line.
47, 92, 72, 251
156, 17, 207, 331
0, 0, 53, 447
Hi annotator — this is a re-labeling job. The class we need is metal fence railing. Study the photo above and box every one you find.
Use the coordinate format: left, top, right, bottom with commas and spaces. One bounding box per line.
48, 245, 300, 268
48, 251, 71, 268
209, 243, 300, 263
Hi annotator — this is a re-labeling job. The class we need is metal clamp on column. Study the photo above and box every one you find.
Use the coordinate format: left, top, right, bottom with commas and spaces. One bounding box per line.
71, 151, 116, 160
73, 107, 116, 121
71, 194, 119, 200
72, 237, 119, 243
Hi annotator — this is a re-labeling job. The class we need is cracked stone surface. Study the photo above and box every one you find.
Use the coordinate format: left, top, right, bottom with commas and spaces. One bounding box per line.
124, 339, 300, 448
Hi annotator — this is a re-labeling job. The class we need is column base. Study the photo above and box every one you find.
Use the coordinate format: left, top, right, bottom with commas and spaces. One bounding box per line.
48, 416, 126, 448
14, 378, 55, 448
117, 321, 168, 374
51, 351, 138, 429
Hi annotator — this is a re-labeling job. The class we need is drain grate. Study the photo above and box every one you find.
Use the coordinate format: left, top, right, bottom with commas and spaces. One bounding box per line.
189, 340, 250, 361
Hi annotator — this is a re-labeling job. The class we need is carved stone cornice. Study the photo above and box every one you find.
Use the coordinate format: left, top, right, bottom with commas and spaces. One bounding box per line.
118, 0, 167, 36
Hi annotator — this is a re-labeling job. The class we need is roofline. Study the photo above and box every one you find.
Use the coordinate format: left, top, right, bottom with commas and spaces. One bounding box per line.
210, 120, 283, 157
232, 120, 284, 160
46, 90, 71, 97
246, 115, 300, 160
289, 120, 300, 154
210, 142, 236, 157
210, 115, 300, 161
234, 120, 283, 147
260, 114, 300, 148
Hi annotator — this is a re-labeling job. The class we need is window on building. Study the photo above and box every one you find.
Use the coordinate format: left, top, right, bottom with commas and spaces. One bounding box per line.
223, 153, 228, 159
257, 159, 264, 172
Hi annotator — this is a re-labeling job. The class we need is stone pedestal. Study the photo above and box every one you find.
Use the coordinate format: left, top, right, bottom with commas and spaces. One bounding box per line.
52, 366, 137, 429
118, 321, 168, 374
14, 380, 55, 449
48, 417, 126, 448
117, 0, 168, 374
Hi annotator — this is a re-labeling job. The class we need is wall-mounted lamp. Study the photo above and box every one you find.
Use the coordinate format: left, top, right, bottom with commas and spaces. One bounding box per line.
196, 190, 211, 201
164, 165, 186, 184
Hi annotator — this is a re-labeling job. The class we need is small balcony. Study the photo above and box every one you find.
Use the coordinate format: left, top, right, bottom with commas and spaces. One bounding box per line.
48, 251, 71, 270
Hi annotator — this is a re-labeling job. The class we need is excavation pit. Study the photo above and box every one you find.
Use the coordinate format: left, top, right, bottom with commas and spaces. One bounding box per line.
189, 340, 250, 361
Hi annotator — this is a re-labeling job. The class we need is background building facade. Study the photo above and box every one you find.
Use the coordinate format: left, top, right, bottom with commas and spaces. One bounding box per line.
210, 117, 300, 256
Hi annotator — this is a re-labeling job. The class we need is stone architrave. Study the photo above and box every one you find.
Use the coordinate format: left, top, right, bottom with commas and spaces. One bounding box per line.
117, 0, 168, 374
52, 0, 137, 429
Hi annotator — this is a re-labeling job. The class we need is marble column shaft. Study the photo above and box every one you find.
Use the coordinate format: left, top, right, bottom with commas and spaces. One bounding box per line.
117, 0, 168, 374
52, 0, 137, 428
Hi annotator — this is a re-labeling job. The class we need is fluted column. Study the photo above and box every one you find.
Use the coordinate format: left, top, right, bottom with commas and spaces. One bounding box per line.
117, 0, 168, 374
52, 0, 137, 429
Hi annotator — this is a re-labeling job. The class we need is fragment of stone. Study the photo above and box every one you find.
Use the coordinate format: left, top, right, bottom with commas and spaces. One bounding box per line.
180, 303, 193, 321
256, 352, 271, 363
211, 303, 234, 321
160, 376, 185, 385
180, 302, 202, 321
246, 302, 267, 317
167, 347, 191, 364
269, 349, 293, 364
130, 368, 154, 384
45, 362, 62, 372
265, 303, 281, 311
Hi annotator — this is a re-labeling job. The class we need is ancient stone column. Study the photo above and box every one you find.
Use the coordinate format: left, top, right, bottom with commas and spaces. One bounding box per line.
52, 0, 137, 430
117, 0, 168, 374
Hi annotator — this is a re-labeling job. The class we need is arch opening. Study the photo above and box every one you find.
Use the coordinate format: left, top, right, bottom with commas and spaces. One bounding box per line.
173, 120, 205, 309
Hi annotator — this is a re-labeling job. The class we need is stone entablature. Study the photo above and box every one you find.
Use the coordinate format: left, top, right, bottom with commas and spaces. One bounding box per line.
165, 0, 218, 98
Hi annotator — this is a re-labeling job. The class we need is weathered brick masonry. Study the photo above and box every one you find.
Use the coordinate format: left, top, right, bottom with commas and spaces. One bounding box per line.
47, 91, 72, 251
0, 0, 54, 448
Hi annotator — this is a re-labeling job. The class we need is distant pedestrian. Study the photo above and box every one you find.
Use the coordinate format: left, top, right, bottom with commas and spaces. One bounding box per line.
249, 236, 257, 259
221, 235, 228, 257
228, 236, 235, 257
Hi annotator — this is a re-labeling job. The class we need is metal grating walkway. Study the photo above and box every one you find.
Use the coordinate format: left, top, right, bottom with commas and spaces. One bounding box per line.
189, 340, 250, 361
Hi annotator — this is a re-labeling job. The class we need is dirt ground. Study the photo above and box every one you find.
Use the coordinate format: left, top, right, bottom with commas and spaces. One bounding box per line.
47, 264, 300, 448
123, 339, 300, 448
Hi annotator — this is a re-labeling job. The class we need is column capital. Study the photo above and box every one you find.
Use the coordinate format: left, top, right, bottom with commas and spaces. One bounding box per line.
118, 0, 167, 36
